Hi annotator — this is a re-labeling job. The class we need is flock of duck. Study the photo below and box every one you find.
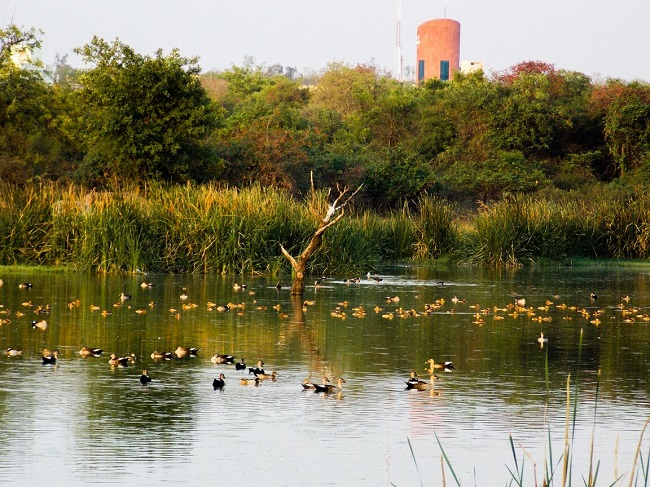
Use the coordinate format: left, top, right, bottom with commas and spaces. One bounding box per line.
6, 274, 627, 396
1, 277, 459, 397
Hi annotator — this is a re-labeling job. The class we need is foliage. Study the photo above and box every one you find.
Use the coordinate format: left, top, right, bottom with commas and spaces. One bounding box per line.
0, 24, 80, 182
0, 23, 42, 68
363, 145, 436, 209
1, 24, 650, 223
211, 64, 314, 193
73, 37, 220, 184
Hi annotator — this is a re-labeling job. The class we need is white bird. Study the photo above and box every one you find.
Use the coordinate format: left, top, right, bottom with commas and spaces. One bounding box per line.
538, 332, 548, 348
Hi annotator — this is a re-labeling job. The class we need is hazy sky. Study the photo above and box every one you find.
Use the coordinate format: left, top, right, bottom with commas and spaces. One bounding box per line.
3, 0, 650, 82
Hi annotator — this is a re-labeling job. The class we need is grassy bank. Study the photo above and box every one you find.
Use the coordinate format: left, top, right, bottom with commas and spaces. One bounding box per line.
0, 182, 648, 274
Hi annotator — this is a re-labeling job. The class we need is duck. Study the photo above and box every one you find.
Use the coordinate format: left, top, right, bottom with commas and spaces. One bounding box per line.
139, 369, 152, 386
213, 373, 226, 389
235, 358, 247, 370
301, 378, 315, 390
108, 353, 130, 367
79, 346, 103, 358
590, 293, 598, 301
425, 359, 455, 372
18, 282, 33, 289
255, 370, 277, 381
405, 371, 428, 390
514, 297, 526, 307
233, 283, 247, 291
538, 332, 549, 348
406, 370, 420, 382
275, 282, 282, 290
175, 346, 199, 359
211, 353, 235, 365
119, 292, 131, 301
240, 377, 260, 386
42, 349, 59, 365
6, 347, 22, 357
248, 360, 265, 375
386, 296, 400, 303
32, 319, 48, 331
140, 281, 153, 288
151, 351, 173, 360
314, 377, 346, 394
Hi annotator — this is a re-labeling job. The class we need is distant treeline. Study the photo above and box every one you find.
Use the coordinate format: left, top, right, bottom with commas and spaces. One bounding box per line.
1, 28, 650, 211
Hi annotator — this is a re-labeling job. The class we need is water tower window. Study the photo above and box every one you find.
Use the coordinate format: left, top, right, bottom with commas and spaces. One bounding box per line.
418, 60, 425, 82
440, 60, 450, 81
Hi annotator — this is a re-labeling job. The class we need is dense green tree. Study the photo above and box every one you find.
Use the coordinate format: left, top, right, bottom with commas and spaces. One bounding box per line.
599, 82, 650, 177
0, 24, 77, 182
74, 37, 220, 184
309, 62, 384, 119
438, 150, 548, 200
2, 27, 650, 211
363, 145, 436, 209
0, 24, 42, 67
212, 65, 314, 192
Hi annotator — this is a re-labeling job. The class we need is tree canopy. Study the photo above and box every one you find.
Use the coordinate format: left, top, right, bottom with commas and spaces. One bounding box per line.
1, 23, 650, 207
73, 37, 220, 184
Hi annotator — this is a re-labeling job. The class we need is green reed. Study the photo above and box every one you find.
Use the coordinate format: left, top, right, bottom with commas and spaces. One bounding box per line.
0, 182, 426, 274
413, 195, 458, 260
459, 192, 650, 267
1, 182, 649, 273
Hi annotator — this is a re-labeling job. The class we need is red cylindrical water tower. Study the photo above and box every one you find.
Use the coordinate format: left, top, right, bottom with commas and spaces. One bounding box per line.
416, 19, 460, 83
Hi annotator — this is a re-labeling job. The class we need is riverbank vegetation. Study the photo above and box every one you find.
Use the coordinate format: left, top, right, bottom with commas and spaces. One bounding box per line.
1, 25, 650, 272
0, 182, 649, 273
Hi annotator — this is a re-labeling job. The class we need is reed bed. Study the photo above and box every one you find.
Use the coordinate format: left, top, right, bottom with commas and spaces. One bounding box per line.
0, 182, 424, 274
0, 182, 648, 273
459, 193, 650, 267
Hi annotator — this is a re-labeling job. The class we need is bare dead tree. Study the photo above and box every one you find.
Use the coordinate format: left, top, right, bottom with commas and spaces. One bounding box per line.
280, 182, 362, 296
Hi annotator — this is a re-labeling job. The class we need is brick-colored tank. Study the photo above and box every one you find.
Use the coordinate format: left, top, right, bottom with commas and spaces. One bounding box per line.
416, 19, 460, 83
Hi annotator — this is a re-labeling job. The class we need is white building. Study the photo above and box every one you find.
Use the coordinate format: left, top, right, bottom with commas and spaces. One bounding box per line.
460, 61, 484, 74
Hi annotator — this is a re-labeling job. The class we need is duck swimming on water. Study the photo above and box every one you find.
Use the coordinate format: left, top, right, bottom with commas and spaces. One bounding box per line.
140, 369, 151, 386
211, 353, 235, 365
314, 377, 346, 394
240, 377, 260, 386
301, 378, 315, 390
255, 370, 277, 381
405, 371, 428, 390
32, 319, 48, 331
213, 373, 226, 389
175, 346, 199, 359
108, 353, 129, 367
248, 360, 265, 375
42, 349, 58, 365
538, 332, 549, 348
151, 351, 173, 360
79, 346, 103, 358
425, 359, 455, 372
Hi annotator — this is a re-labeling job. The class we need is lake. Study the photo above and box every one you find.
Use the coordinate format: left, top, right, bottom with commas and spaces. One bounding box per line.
1, 264, 650, 486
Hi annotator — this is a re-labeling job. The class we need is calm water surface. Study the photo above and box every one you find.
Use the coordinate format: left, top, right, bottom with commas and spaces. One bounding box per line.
1, 265, 650, 486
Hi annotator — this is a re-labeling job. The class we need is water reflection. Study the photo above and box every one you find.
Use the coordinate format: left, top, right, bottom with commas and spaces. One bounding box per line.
1, 265, 650, 484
